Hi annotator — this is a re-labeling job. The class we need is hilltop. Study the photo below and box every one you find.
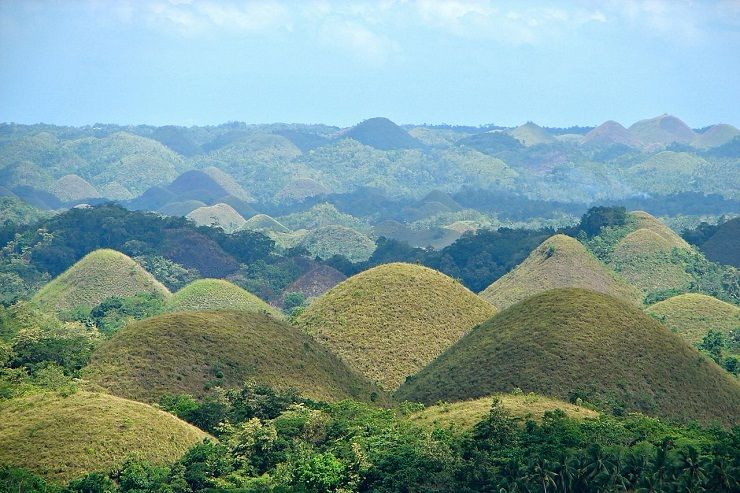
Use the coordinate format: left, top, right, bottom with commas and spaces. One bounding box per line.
202, 166, 254, 202
166, 169, 230, 203
692, 124, 740, 149
84, 310, 383, 403
699, 217, 740, 267
646, 293, 739, 345
506, 122, 556, 146
185, 203, 247, 233
49, 174, 101, 203
158, 199, 207, 216
299, 225, 376, 262
480, 234, 642, 310
343, 117, 424, 150
33, 249, 170, 312
242, 213, 290, 233
396, 288, 740, 426
282, 264, 347, 301
166, 278, 283, 318
0, 391, 208, 483
628, 114, 695, 147
582, 121, 638, 147
294, 263, 496, 390
275, 177, 329, 202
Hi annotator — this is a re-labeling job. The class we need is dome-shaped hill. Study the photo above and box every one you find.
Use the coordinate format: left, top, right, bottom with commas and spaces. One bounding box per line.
97, 181, 133, 201
243, 213, 290, 233
408, 393, 599, 430
166, 279, 283, 318
627, 152, 709, 195
0, 391, 208, 483
646, 293, 740, 346
167, 170, 229, 203
158, 199, 207, 216
49, 174, 101, 202
202, 166, 254, 202
33, 249, 170, 312
84, 311, 383, 404
186, 203, 247, 233
299, 225, 376, 263
629, 115, 695, 147
343, 117, 424, 150
218, 195, 258, 219
282, 265, 347, 301
505, 122, 555, 146
420, 190, 463, 211
582, 120, 638, 147
127, 185, 177, 211
275, 177, 329, 203
294, 263, 496, 390
700, 217, 740, 268
396, 289, 740, 426
630, 211, 691, 249
692, 124, 740, 149
480, 234, 642, 310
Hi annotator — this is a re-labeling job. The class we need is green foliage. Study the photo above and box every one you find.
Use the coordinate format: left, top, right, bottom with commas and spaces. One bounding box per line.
133, 255, 200, 292
281, 292, 306, 314
577, 206, 628, 237
66, 292, 166, 335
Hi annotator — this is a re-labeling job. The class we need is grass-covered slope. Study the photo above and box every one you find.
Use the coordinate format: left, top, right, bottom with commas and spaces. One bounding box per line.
480, 234, 642, 310
33, 249, 170, 312
202, 166, 254, 202
700, 217, 740, 268
49, 174, 101, 202
582, 120, 638, 147
408, 393, 599, 430
0, 391, 208, 483
299, 225, 376, 262
294, 263, 496, 390
506, 122, 555, 146
282, 265, 347, 300
166, 278, 283, 318
242, 213, 290, 233
396, 289, 740, 426
185, 203, 247, 233
628, 114, 695, 146
343, 117, 424, 150
692, 124, 740, 149
84, 311, 382, 403
646, 293, 740, 345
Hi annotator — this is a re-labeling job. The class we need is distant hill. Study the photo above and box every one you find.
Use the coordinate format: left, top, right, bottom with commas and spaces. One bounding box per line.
458, 130, 524, 154
299, 225, 376, 262
166, 278, 282, 318
84, 311, 384, 403
185, 203, 247, 233
582, 121, 638, 147
157, 199, 207, 217
202, 166, 255, 202
166, 169, 230, 203
396, 288, 740, 426
420, 190, 463, 211
10, 185, 63, 209
343, 117, 425, 150
242, 213, 290, 233
97, 181, 133, 200
627, 151, 709, 195
49, 174, 101, 203
480, 234, 642, 310
281, 264, 347, 301
505, 122, 556, 146
33, 249, 170, 312
692, 124, 740, 149
294, 263, 496, 390
0, 391, 208, 483
699, 217, 740, 267
275, 177, 329, 202
646, 293, 739, 345
629, 115, 695, 147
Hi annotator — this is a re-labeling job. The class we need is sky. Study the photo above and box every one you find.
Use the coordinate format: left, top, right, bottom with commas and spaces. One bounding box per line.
1, 0, 739, 128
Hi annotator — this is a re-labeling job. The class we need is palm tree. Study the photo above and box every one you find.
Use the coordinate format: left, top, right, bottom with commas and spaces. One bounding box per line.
525, 457, 557, 493
676, 446, 707, 492
704, 456, 737, 493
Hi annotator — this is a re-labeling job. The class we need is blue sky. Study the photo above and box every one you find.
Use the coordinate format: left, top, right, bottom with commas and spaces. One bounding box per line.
1, 0, 739, 128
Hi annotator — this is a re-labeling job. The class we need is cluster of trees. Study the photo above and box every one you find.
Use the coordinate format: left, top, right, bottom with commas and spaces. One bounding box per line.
2, 382, 738, 492
697, 329, 739, 376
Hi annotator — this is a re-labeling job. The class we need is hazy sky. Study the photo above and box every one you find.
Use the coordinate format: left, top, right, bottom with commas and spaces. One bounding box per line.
1, 0, 739, 128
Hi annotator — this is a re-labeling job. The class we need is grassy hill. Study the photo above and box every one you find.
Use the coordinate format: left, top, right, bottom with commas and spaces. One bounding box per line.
646, 293, 739, 345
166, 169, 230, 203
627, 152, 709, 195
166, 278, 283, 318
582, 120, 638, 147
202, 166, 254, 202
242, 213, 290, 233
631, 211, 692, 248
158, 199, 207, 217
628, 114, 695, 147
480, 234, 642, 310
185, 203, 247, 233
33, 249, 170, 312
343, 117, 424, 150
282, 265, 347, 301
692, 124, 740, 149
49, 174, 101, 202
299, 225, 376, 262
294, 263, 496, 390
0, 391, 208, 483
84, 311, 383, 403
700, 217, 740, 267
506, 122, 556, 146
275, 177, 329, 202
98, 181, 133, 200
396, 288, 740, 426
407, 393, 599, 430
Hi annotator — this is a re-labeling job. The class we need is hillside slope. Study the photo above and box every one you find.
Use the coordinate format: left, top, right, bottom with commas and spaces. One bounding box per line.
646, 293, 739, 345
166, 278, 283, 318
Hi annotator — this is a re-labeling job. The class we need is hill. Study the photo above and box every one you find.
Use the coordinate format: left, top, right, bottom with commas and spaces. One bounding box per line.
282, 264, 347, 301
275, 177, 329, 202
157, 199, 207, 217
646, 293, 740, 345
627, 152, 709, 195
97, 181, 133, 200
49, 174, 101, 203
582, 120, 638, 147
294, 263, 496, 390
185, 203, 247, 233
505, 122, 556, 146
407, 393, 599, 430
166, 169, 229, 203
298, 225, 376, 262
692, 124, 740, 149
700, 217, 740, 267
396, 288, 740, 426
166, 278, 283, 318
420, 190, 463, 211
33, 249, 170, 312
0, 391, 208, 483
343, 117, 424, 150
242, 213, 290, 233
630, 211, 692, 249
84, 311, 383, 403
480, 234, 642, 310
202, 166, 254, 202
628, 114, 695, 147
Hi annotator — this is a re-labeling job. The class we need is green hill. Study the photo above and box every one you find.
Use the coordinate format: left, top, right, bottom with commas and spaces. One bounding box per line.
242, 213, 290, 233
505, 122, 556, 146
275, 177, 329, 202
343, 117, 424, 150
0, 391, 208, 483
407, 393, 599, 430
700, 217, 740, 267
49, 174, 101, 202
294, 263, 496, 390
630, 211, 692, 249
97, 181, 133, 200
646, 293, 740, 345
627, 152, 709, 195
299, 225, 376, 262
33, 249, 170, 312
185, 203, 247, 233
628, 114, 696, 147
84, 311, 383, 403
582, 120, 638, 147
158, 199, 207, 217
282, 265, 347, 301
202, 166, 255, 202
396, 288, 740, 426
692, 124, 740, 149
166, 278, 283, 318
480, 234, 642, 310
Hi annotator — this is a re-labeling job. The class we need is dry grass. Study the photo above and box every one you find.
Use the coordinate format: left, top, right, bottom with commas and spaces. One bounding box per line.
298, 225, 376, 262
166, 278, 283, 319
185, 203, 247, 233
646, 293, 740, 345
242, 213, 290, 233
49, 174, 101, 202
33, 249, 170, 312
294, 263, 496, 391
506, 122, 555, 146
480, 234, 642, 310
0, 390, 209, 483
83, 310, 384, 404
396, 288, 740, 426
